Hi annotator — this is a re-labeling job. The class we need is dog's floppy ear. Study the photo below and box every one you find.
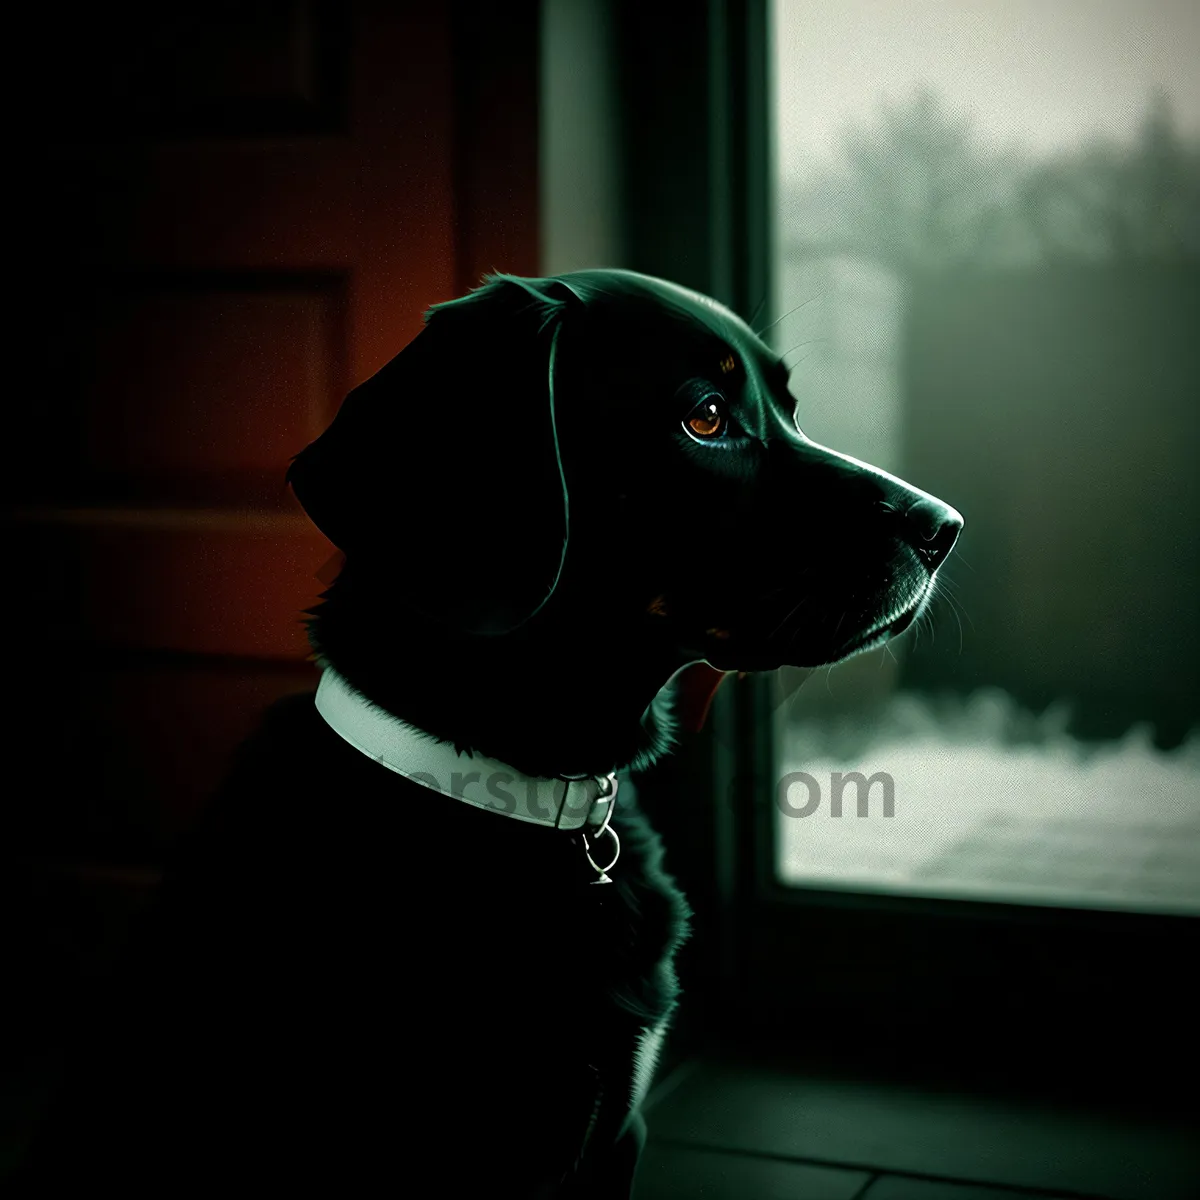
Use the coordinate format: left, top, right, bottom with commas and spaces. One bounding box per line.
287, 273, 587, 635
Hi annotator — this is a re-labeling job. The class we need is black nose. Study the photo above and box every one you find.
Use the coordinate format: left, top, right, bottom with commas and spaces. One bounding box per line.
899, 497, 963, 571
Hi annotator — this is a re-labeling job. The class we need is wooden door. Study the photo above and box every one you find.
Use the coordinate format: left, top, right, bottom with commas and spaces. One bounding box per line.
4, 0, 539, 1144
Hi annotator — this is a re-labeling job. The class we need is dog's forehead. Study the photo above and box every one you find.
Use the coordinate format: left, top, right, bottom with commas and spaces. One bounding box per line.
572, 271, 766, 364
641, 276, 736, 322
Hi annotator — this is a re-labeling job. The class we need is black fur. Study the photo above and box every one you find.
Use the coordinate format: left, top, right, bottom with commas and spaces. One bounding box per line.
18, 269, 961, 1196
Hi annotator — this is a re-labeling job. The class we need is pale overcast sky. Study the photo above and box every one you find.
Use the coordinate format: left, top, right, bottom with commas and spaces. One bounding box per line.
773, 0, 1200, 177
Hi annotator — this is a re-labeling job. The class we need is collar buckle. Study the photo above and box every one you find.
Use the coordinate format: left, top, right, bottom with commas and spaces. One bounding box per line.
581, 773, 620, 883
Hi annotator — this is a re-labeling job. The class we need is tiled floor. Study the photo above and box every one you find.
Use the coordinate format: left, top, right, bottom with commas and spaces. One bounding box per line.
635, 1142, 870, 1199
634, 1054, 1199, 1200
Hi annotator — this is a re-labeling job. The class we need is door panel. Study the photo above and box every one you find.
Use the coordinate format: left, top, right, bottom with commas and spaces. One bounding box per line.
82, 277, 344, 484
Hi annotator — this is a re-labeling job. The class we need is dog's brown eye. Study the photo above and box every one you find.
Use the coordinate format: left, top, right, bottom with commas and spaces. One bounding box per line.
686, 396, 727, 439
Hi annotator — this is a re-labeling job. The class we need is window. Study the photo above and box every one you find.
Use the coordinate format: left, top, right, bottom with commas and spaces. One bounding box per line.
767, 0, 1200, 916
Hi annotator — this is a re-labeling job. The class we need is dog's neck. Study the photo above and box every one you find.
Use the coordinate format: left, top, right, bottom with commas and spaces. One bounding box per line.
306, 572, 688, 779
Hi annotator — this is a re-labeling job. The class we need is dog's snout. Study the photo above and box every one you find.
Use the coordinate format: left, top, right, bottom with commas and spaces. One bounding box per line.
894, 497, 963, 572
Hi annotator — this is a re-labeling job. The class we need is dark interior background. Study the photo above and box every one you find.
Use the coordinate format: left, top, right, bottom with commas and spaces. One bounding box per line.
2, 0, 544, 1170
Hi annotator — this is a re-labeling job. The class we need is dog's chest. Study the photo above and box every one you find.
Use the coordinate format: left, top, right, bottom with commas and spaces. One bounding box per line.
229, 716, 689, 1120
629, 1020, 668, 1109
566, 806, 687, 1130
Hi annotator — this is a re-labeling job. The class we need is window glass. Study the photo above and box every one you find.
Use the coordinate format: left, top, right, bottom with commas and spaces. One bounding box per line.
769, 0, 1200, 913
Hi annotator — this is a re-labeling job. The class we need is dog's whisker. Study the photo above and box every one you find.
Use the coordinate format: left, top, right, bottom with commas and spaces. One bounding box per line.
943, 587, 975, 634
781, 336, 829, 366
766, 595, 810, 643
932, 575, 975, 635
753, 289, 826, 338
932, 583, 967, 656
745, 290, 769, 331
940, 573, 969, 604
786, 680, 808, 716
787, 349, 825, 376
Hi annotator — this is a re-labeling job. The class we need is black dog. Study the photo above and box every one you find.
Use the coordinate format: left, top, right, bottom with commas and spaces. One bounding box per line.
18, 270, 961, 1196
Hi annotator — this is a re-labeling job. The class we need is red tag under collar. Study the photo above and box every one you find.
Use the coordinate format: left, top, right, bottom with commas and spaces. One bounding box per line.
675, 662, 731, 733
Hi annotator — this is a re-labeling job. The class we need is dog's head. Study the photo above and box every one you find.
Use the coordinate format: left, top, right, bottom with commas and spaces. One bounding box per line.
288, 269, 961, 675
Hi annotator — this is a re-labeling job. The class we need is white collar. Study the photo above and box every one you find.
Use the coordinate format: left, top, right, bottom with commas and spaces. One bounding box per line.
314, 666, 619, 838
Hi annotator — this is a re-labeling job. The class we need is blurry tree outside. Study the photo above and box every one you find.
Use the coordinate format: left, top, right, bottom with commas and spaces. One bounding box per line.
779, 85, 1200, 271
